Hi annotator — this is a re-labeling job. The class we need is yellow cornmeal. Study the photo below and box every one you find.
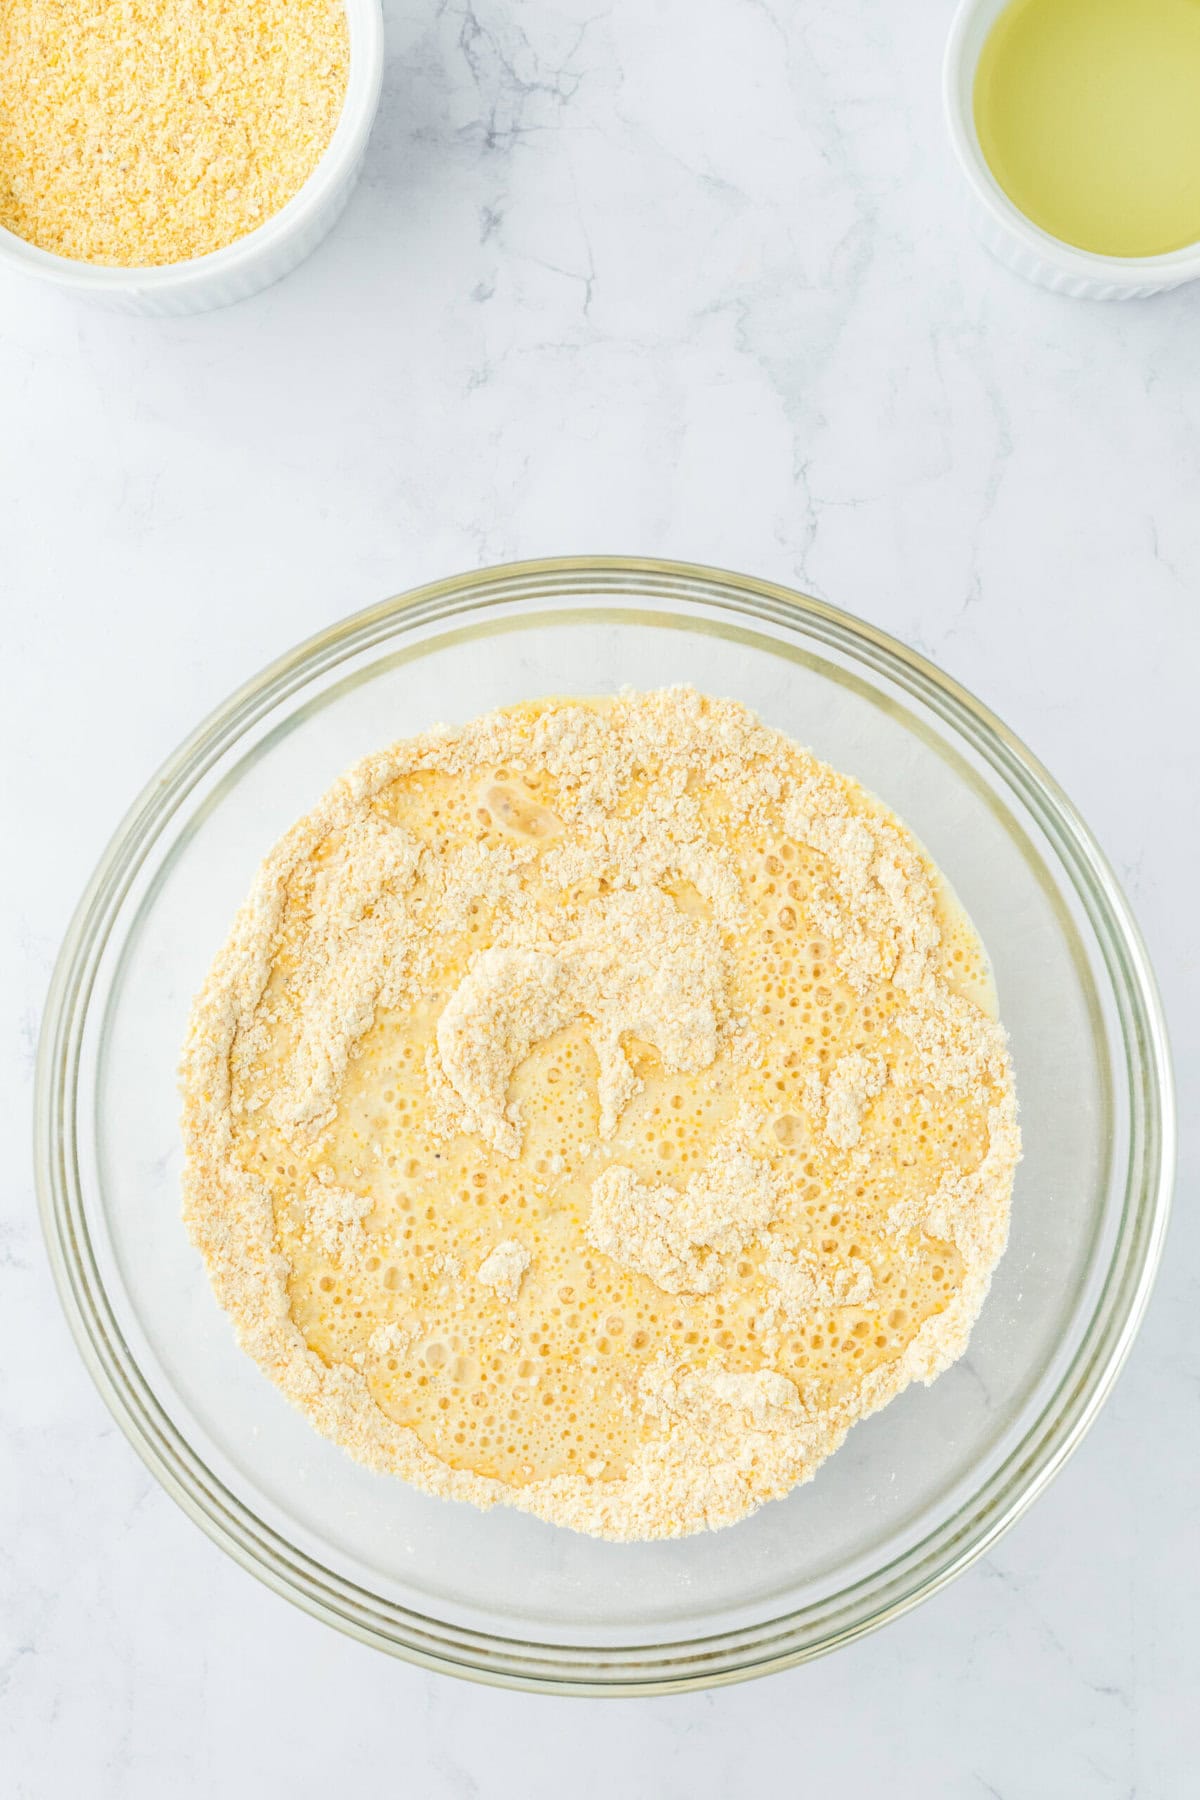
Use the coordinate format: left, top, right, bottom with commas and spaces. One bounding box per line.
181, 689, 1020, 1540
0, 0, 349, 266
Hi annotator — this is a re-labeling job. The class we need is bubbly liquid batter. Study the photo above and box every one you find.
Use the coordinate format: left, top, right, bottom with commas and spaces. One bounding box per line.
184, 691, 1019, 1538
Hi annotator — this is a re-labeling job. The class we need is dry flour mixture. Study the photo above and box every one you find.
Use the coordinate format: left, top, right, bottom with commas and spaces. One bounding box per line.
181, 689, 1019, 1540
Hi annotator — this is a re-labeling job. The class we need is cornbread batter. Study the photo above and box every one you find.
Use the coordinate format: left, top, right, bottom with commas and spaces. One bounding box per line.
181, 689, 1019, 1540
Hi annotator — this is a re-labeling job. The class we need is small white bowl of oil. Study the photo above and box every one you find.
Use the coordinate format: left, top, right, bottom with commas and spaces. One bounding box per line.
945, 0, 1200, 298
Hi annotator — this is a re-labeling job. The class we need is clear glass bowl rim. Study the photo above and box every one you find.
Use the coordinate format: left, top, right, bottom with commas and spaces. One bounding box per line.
35, 556, 1175, 1694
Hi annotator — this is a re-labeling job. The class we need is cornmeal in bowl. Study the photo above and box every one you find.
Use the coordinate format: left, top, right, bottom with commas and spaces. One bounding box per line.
181, 688, 1019, 1541
0, 0, 348, 265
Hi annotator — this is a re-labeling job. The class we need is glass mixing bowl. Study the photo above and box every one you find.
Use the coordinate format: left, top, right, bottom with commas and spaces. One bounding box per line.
35, 558, 1173, 1692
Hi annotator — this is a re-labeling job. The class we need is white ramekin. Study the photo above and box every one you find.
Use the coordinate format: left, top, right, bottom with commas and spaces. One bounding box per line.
0, 0, 383, 316
944, 0, 1200, 300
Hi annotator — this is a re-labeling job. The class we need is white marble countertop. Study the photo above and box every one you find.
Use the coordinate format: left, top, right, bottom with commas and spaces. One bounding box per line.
2, 1, 1196, 1793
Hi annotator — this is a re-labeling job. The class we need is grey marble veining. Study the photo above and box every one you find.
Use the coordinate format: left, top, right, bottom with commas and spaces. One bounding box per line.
1, 1, 1196, 1794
